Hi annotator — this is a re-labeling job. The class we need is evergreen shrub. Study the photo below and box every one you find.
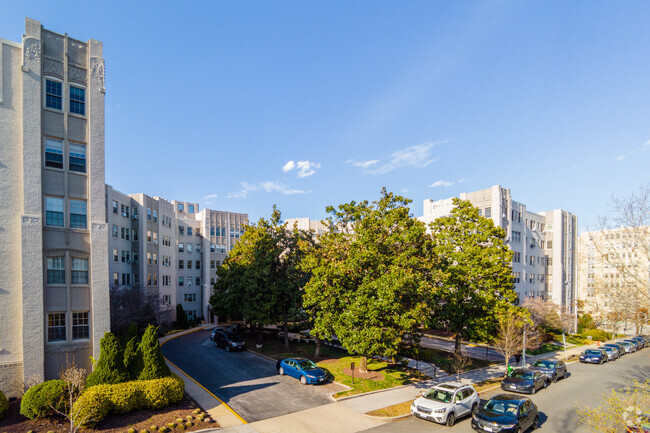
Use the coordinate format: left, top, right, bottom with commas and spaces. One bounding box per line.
19, 380, 67, 419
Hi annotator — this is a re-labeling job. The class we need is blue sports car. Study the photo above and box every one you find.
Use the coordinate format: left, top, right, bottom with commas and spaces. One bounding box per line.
276, 357, 327, 385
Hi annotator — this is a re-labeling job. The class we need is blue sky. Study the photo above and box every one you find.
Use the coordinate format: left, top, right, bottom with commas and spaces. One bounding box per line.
2, 1, 649, 231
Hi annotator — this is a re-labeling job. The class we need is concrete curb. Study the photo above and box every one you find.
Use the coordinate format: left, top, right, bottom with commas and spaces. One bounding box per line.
363, 412, 412, 421
334, 382, 421, 402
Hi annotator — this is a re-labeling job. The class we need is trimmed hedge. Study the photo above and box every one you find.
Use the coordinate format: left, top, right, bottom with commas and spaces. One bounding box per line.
0, 390, 8, 419
20, 380, 67, 419
124, 336, 144, 380
73, 374, 185, 426
138, 325, 171, 381
86, 332, 129, 387
580, 329, 611, 342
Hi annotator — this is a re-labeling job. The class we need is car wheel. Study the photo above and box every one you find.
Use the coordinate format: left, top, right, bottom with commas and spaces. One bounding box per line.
599, 359, 603, 365
552, 374, 558, 383
531, 386, 536, 395
300, 375, 307, 385
515, 426, 522, 433
225, 345, 231, 352
533, 415, 540, 429
544, 380, 548, 389
278, 367, 284, 375
562, 370, 567, 379
472, 403, 479, 415
446, 412, 456, 427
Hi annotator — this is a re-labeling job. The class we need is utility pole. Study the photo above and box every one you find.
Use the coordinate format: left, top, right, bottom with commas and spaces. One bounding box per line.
522, 328, 527, 367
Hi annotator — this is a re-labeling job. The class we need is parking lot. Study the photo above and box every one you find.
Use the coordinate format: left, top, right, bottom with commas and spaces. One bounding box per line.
161, 328, 344, 422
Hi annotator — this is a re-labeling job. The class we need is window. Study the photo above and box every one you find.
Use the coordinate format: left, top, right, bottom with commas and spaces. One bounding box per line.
152, 231, 158, 244
71, 257, 88, 284
512, 231, 521, 243
133, 207, 138, 220
72, 312, 89, 340
195, 277, 201, 286
187, 260, 192, 269
484, 207, 492, 218
121, 204, 130, 218
133, 274, 139, 285
113, 249, 118, 262
122, 250, 131, 263
547, 240, 552, 249
113, 272, 119, 286
187, 310, 196, 321
121, 273, 130, 285
196, 261, 201, 269
195, 243, 201, 252
187, 278, 192, 286
178, 243, 184, 252
48, 312, 66, 341
45, 196, 64, 227
45, 138, 64, 168
69, 85, 85, 115
179, 260, 184, 269
210, 260, 215, 269
178, 203, 184, 212
69, 143, 86, 172
69, 199, 87, 229
529, 273, 535, 283
187, 244, 192, 253
112, 200, 118, 214
112, 225, 118, 238
187, 227, 193, 236
210, 227, 215, 236
147, 208, 152, 220
529, 238, 535, 248
163, 235, 170, 246
513, 272, 521, 284
133, 229, 139, 242
184, 293, 196, 303
188, 204, 195, 213
47, 257, 65, 284
147, 230, 152, 242
153, 274, 158, 286
179, 226, 184, 236
162, 295, 171, 305
153, 210, 157, 222
211, 277, 215, 284
153, 253, 158, 265
178, 276, 184, 286
513, 252, 521, 263
210, 244, 216, 252
530, 255, 535, 265
147, 252, 152, 264
45, 79, 62, 110
147, 274, 152, 285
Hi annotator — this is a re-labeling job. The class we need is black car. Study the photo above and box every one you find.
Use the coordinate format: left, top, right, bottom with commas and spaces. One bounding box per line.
529, 359, 567, 383
472, 393, 539, 433
213, 330, 246, 351
210, 326, 228, 341
603, 343, 626, 357
501, 369, 547, 394
579, 349, 608, 364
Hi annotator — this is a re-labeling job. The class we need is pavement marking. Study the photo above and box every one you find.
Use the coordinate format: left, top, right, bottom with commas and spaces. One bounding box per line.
161, 328, 248, 425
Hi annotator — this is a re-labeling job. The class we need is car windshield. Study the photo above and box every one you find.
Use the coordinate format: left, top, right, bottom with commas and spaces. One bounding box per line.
424, 389, 454, 403
226, 332, 242, 342
485, 400, 519, 415
585, 350, 602, 355
510, 371, 533, 380
532, 360, 553, 368
621, 342, 631, 346
297, 359, 319, 370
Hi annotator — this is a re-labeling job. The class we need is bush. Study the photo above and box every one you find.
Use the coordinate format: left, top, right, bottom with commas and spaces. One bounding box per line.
20, 380, 67, 419
0, 390, 8, 419
580, 329, 611, 341
124, 336, 144, 380
578, 314, 596, 334
86, 332, 129, 387
176, 305, 189, 330
73, 374, 185, 426
138, 325, 171, 381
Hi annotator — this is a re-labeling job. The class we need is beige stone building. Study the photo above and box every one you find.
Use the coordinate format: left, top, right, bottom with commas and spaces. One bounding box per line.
418, 185, 578, 316
0, 19, 109, 390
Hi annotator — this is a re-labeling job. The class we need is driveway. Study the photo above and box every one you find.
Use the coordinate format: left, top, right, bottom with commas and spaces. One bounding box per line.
161, 328, 341, 422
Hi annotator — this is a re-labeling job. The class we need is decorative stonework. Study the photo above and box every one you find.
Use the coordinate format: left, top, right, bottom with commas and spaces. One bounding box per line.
22, 216, 41, 225
68, 65, 87, 84
43, 58, 64, 79
91, 223, 107, 231
0, 362, 23, 369
22, 38, 41, 72
90, 57, 105, 91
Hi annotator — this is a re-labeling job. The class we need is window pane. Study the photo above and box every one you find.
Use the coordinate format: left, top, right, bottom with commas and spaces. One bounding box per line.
70, 199, 87, 229
48, 312, 66, 342
45, 80, 62, 110
45, 196, 64, 227
47, 256, 65, 284
69, 86, 85, 115
69, 143, 86, 173
72, 312, 89, 340
71, 257, 88, 284
45, 138, 64, 169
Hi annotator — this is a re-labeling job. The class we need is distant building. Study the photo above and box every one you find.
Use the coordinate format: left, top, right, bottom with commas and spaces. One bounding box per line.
0, 19, 109, 388
418, 185, 578, 314
285, 217, 330, 235
106, 186, 248, 327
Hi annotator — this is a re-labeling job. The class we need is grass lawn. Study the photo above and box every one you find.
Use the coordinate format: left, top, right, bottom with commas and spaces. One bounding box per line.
412, 347, 495, 373
366, 400, 413, 417
526, 343, 560, 355
242, 334, 424, 398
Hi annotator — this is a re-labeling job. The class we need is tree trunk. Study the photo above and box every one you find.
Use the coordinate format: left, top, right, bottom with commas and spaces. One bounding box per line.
257, 323, 263, 344
314, 334, 321, 358
454, 333, 462, 357
359, 356, 368, 373
282, 303, 289, 350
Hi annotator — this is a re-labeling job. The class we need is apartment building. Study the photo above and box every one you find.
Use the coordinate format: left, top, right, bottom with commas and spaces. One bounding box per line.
418, 185, 578, 314
106, 187, 248, 327
0, 19, 109, 389
577, 227, 650, 331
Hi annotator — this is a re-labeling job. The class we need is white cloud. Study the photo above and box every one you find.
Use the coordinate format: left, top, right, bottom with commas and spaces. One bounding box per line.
429, 180, 455, 188
282, 161, 296, 172
614, 139, 650, 162
227, 181, 310, 199
349, 159, 380, 168
203, 193, 218, 200
361, 141, 444, 175
282, 160, 320, 177
615, 155, 625, 162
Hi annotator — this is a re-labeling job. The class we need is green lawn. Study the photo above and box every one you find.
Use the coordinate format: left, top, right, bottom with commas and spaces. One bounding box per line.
242, 334, 424, 398
526, 343, 560, 355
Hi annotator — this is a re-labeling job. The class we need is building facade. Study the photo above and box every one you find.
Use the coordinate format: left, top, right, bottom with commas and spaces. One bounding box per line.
418, 185, 578, 314
0, 19, 109, 390
106, 186, 248, 328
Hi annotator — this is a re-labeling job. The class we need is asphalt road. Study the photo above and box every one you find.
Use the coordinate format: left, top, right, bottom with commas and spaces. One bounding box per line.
420, 336, 505, 362
161, 329, 337, 422
361, 347, 650, 432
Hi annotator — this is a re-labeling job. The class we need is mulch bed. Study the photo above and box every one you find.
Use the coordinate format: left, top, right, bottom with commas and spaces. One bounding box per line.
341, 367, 384, 381
0, 394, 219, 433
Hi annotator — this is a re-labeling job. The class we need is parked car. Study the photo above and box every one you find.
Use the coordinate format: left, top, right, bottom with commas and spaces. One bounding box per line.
619, 341, 636, 353
626, 412, 650, 432
529, 359, 567, 383
410, 382, 480, 427
624, 339, 642, 351
213, 330, 246, 351
601, 345, 620, 361
471, 393, 539, 433
603, 343, 626, 357
276, 358, 327, 385
580, 349, 608, 364
210, 326, 228, 341
501, 369, 547, 394
630, 336, 647, 349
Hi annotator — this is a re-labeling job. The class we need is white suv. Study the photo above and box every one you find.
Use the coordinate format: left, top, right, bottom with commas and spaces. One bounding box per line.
411, 382, 480, 427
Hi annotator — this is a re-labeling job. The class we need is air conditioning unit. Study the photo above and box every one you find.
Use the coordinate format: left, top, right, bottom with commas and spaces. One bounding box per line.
133, 214, 138, 219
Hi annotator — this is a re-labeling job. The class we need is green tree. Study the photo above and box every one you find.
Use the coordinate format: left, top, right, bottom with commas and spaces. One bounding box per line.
85, 332, 129, 387
138, 325, 171, 380
303, 189, 432, 371
123, 336, 143, 380
427, 199, 517, 356
210, 207, 312, 349
176, 304, 189, 329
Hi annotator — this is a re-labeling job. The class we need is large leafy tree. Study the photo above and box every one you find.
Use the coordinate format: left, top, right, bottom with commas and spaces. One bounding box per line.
303, 189, 434, 371
427, 199, 517, 356
210, 207, 312, 349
